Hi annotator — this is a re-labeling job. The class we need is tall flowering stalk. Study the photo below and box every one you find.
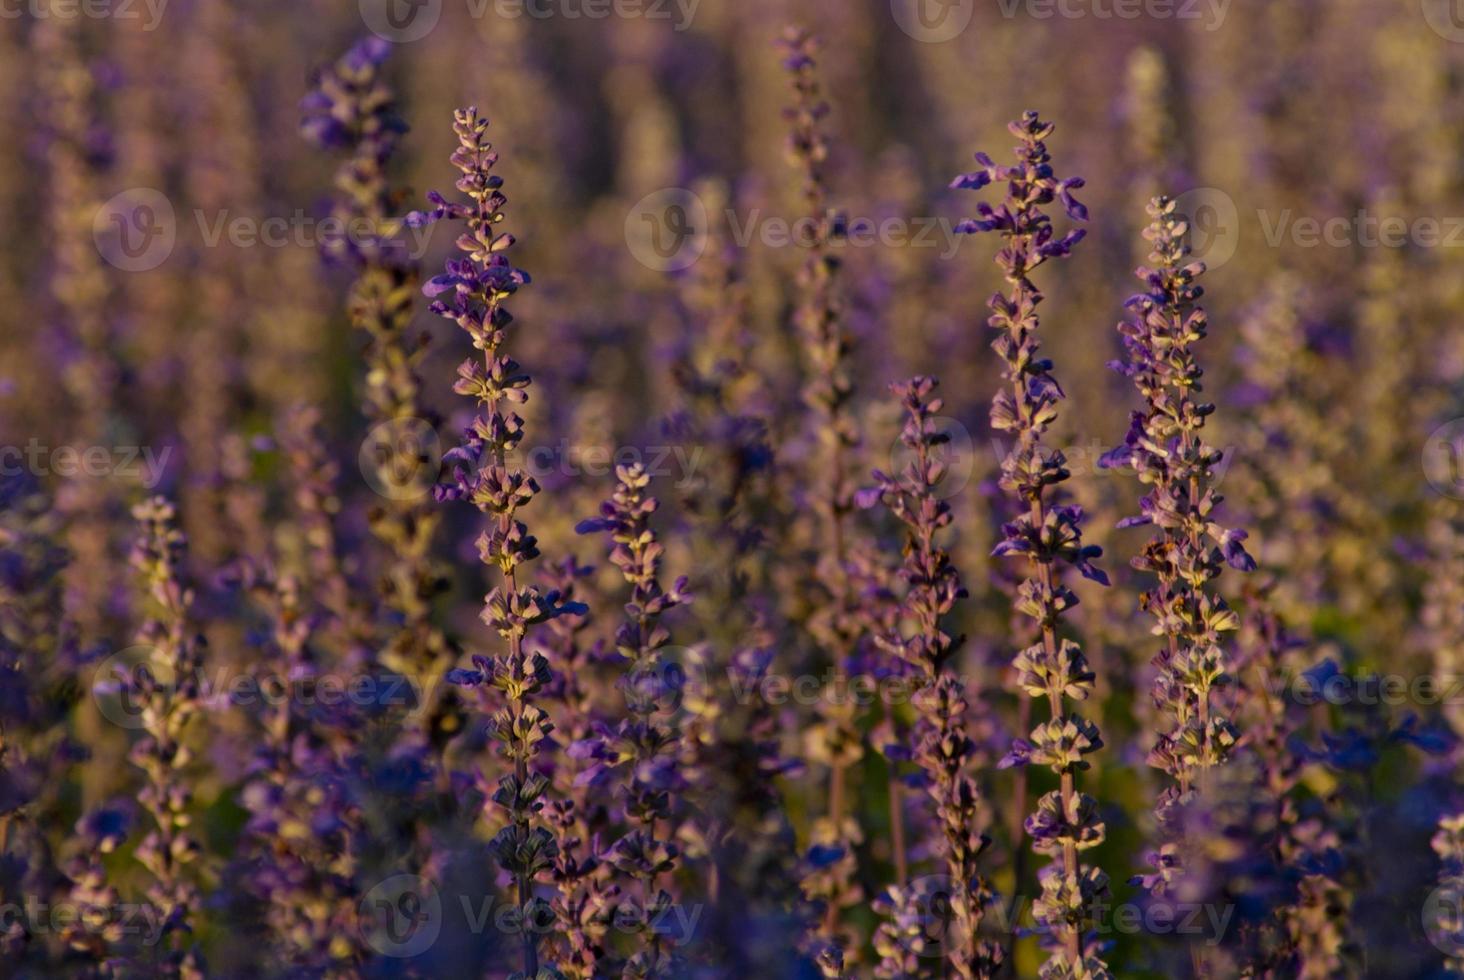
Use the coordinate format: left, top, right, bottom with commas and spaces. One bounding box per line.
1, 475, 88, 969
665, 179, 805, 964
576, 463, 693, 976
778, 26, 864, 953
231, 561, 367, 975
278, 404, 373, 665
0, 476, 75, 837
302, 38, 449, 700
421, 107, 569, 977
1101, 197, 1255, 826
953, 112, 1111, 976
864, 376, 1002, 979
1225, 584, 1348, 977
540, 557, 614, 979
123, 497, 205, 977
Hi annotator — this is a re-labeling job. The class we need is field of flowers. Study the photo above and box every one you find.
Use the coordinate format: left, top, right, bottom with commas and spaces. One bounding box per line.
6, 0, 1464, 976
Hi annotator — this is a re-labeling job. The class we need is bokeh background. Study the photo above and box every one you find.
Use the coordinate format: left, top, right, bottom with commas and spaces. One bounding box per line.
6, 0, 1464, 976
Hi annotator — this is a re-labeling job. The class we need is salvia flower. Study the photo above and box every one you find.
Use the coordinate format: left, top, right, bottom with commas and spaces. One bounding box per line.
302, 38, 449, 715
422, 107, 576, 977
538, 556, 616, 978
953, 112, 1111, 978
576, 462, 693, 976
300, 35, 406, 266
1100, 197, 1255, 826
224, 555, 368, 976
777, 27, 865, 960
864, 376, 1002, 978
61, 806, 131, 968
121, 497, 206, 977
1220, 584, 1350, 976
278, 404, 372, 665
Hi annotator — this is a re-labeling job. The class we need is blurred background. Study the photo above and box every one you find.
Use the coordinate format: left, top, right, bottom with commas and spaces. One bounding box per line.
7, 0, 1464, 975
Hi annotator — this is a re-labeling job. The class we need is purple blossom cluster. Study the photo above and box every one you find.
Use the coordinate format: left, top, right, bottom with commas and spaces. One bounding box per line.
1101, 198, 1254, 867
954, 114, 1111, 979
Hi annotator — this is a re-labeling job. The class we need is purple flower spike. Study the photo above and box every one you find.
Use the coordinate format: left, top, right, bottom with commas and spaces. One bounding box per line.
953, 112, 1110, 979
